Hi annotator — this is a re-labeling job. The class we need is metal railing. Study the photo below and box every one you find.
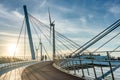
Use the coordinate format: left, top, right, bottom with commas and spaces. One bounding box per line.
54, 51, 120, 80
0, 56, 39, 76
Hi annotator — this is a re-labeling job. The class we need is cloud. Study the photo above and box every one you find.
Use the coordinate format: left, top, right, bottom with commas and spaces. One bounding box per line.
39, 0, 47, 7
79, 17, 87, 23
0, 32, 18, 37
109, 5, 120, 14
88, 14, 94, 18
57, 6, 72, 13
0, 4, 24, 35
12, 11, 23, 19
0, 4, 23, 22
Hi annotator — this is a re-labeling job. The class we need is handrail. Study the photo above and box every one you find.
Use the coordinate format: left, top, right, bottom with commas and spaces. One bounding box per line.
0, 60, 38, 76
55, 51, 120, 80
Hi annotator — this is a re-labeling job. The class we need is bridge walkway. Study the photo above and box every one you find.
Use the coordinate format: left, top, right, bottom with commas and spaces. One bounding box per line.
21, 61, 83, 80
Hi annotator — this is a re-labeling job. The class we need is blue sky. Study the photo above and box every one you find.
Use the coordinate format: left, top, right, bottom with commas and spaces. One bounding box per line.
0, 0, 120, 57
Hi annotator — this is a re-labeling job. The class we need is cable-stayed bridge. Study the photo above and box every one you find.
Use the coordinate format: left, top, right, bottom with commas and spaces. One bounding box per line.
0, 5, 120, 80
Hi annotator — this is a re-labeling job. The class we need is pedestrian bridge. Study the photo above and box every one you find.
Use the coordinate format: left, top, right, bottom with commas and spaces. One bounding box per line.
0, 5, 120, 80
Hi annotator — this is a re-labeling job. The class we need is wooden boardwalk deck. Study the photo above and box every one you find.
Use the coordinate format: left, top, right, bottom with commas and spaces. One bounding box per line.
21, 61, 84, 80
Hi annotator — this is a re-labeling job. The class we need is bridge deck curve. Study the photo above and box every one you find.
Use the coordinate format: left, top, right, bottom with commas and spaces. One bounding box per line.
21, 61, 83, 80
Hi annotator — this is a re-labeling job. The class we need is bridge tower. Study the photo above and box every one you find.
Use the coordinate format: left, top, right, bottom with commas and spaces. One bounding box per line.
48, 9, 56, 60
23, 5, 35, 60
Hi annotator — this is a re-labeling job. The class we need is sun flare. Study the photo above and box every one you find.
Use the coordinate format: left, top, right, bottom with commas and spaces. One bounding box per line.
8, 44, 17, 56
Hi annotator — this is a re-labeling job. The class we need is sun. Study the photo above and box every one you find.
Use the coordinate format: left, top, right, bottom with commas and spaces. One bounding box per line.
8, 44, 17, 56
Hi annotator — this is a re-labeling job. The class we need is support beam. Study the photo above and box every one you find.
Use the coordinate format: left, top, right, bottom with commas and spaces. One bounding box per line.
53, 24, 56, 60
23, 5, 35, 60
40, 41, 42, 61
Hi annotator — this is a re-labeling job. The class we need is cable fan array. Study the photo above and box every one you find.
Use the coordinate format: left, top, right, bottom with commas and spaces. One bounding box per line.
13, 12, 120, 60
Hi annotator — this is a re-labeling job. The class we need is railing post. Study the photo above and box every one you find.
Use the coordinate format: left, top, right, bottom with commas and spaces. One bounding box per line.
67, 62, 69, 73
86, 63, 90, 75
90, 53, 97, 79
72, 59, 76, 75
68, 58, 72, 71
107, 51, 115, 80
67, 56, 70, 73
75, 61, 79, 73
79, 55, 84, 77
100, 64, 104, 79
58, 57, 61, 67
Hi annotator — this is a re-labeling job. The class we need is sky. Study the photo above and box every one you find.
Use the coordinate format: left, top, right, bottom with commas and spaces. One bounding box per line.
0, 0, 120, 57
